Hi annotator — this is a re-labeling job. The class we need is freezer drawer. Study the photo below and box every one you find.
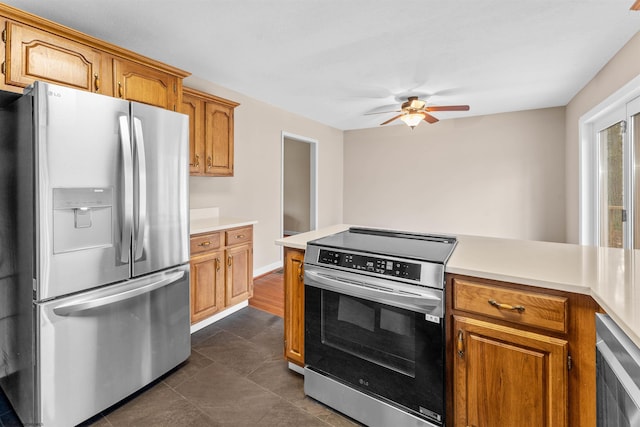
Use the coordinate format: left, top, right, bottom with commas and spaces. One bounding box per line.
36, 265, 190, 427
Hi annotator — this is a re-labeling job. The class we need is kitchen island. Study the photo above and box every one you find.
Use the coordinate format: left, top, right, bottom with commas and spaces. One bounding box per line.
276, 224, 639, 347
276, 224, 639, 427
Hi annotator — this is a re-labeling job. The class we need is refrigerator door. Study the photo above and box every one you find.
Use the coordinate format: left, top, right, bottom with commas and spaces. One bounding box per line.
36, 264, 190, 427
33, 82, 132, 300
130, 102, 189, 277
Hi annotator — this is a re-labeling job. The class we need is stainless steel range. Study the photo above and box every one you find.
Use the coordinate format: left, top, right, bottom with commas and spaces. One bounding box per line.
303, 227, 457, 427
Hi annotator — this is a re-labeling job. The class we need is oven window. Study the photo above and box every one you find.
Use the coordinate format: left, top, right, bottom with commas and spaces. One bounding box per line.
321, 291, 416, 377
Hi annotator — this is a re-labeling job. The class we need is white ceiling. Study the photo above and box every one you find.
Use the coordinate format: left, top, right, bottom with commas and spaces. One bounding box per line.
5, 0, 640, 130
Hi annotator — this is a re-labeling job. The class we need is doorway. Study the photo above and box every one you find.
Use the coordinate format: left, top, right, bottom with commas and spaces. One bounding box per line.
281, 131, 318, 237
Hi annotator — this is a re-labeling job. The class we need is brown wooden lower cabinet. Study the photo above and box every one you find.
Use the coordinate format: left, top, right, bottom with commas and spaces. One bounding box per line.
190, 249, 224, 323
283, 247, 305, 366
225, 243, 253, 306
189, 225, 253, 324
453, 315, 568, 426
280, 253, 598, 426
447, 274, 598, 427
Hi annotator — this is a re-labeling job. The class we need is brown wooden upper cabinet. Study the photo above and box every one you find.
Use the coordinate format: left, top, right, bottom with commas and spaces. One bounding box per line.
181, 87, 239, 176
2, 21, 104, 93
113, 58, 179, 110
0, 4, 189, 110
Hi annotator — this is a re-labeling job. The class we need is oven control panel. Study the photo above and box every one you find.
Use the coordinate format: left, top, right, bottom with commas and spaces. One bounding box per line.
317, 249, 421, 281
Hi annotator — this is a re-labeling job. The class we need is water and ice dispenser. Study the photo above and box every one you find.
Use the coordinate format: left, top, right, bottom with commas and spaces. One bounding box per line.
52, 188, 113, 254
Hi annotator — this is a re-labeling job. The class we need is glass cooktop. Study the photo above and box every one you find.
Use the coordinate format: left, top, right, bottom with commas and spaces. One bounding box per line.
307, 227, 457, 264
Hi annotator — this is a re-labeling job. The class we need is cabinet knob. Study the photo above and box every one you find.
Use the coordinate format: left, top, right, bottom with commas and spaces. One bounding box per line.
93, 73, 100, 92
190, 154, 200, 168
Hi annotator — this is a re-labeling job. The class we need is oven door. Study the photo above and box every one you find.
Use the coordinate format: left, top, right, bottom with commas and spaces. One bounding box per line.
304, 265, 445, 425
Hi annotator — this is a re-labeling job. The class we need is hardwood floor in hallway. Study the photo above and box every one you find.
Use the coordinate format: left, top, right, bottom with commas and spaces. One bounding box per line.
249, 269, 285, 318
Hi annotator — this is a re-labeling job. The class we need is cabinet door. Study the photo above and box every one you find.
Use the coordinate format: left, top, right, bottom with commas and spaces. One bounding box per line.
4, 21, 102, 93
190, 250, 224, 324
225, 243, 252, 306
204, 101, 234, 176
284, 248, 305, 366
113, 58, 178, 110
453, 316, 568, 427
180, 91, 205, 174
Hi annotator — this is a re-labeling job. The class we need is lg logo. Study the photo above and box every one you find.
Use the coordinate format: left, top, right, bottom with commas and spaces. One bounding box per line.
358, 378, 369, 387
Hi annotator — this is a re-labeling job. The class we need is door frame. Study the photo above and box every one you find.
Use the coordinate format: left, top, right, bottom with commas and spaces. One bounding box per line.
280, 131, 318, 239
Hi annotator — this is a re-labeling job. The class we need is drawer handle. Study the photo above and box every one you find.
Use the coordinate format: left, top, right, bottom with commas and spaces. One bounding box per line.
207, 156, 213, 170
488, 299, 525, 313
215, 257, 221, 272
118, 81, 123, 98
94, 73, 100, 91
198, 241, 211, 247
235, 234, 245, 239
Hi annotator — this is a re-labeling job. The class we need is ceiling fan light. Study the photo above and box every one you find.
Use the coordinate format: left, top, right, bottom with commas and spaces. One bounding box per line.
400, 112, 425, 128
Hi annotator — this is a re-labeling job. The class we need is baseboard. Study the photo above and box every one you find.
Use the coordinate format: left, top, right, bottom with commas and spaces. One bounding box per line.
254, 261, 282, 277
288, 362, 305, 375
190, 301, 248, 334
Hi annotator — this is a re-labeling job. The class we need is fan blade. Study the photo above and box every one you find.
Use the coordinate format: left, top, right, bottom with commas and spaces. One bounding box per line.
365, 110, 401, 116
426, 105, 470, 112
380, 114, 403, 125
423, 113, 439, 124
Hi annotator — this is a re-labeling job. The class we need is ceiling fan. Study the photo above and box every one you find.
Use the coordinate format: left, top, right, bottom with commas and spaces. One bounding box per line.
368, 96, 470, 129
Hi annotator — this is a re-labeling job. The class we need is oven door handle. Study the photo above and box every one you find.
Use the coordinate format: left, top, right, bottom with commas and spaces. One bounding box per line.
304, 269, 443, 315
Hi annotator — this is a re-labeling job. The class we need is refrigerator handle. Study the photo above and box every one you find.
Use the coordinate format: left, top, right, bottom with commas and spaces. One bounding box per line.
52, 270, 185, 316
118, 115, 133, 263
133, 117, 147, 261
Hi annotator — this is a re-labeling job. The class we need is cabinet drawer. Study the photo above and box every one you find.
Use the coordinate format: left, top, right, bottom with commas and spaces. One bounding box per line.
190, 232, 221, 255
453, 279, 568, 333
225, 226, 252, 246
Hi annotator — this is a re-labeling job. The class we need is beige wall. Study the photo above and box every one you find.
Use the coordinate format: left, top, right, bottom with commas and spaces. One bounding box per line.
283, 138, 311, 234
186, 76, 343, 272
565, 31, 640, 244
343, 107, 566, 242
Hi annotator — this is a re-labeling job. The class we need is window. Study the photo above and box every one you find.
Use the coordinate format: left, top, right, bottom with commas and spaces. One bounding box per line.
581, 80, 640, 248
598, 120, 624, 248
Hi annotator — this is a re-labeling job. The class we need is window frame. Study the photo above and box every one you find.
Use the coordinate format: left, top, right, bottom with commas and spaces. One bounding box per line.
580, 74, 640, 246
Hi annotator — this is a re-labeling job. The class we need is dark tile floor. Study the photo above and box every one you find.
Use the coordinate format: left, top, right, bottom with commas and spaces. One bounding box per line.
0, 307, 359, 427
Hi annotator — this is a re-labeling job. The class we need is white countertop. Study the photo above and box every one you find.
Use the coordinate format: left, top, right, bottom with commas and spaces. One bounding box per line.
190, 207, 257, 235
275, 224, 640, 348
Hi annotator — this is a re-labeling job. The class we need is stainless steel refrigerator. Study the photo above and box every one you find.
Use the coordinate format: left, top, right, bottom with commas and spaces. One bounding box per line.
0, 81, 191, 426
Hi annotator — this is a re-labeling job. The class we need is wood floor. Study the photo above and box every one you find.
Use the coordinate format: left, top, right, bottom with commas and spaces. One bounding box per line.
249, 268, 285, 318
